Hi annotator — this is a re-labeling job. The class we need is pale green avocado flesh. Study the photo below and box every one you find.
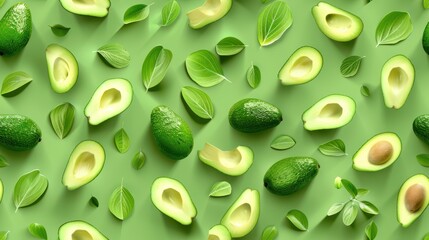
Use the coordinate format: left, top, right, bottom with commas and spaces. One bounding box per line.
0, 179, 3, 203
208, 224, 231, 240
46, 43, 79, 93
58, 220, 108, 240
187, 0, 232, 29
59, 0, 110, 17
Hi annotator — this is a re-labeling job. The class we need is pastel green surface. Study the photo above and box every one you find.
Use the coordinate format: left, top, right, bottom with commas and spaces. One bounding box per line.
0, 0, 429, 239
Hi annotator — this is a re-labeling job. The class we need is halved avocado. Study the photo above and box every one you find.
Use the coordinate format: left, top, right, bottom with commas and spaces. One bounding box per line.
312, 2, 363, 42
151, 177, 197, 225
221, 188, 260, 238
0, 179, 3, 203
397, 174, 429, 227
46, 44, 78, 93
59, 0, 110, 17
58, 220, 107, 240
187, 0, 232, 29
278, 46, 323, 85
302, 94, 356, 131
381, 55, 415, 109
84, 78, 133, 125
62, 140, 105, 190
198, 143, 253, 176
208, 224, 231, 240
353, 132, 401, 171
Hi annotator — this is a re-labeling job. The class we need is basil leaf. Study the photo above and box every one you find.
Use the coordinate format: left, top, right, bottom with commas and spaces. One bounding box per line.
375, 11, 413, 46
246, 64, 261, 89
417, 154, 429, 167
209, 181, 231, 197
97, 43, 130, 69
318, 139, 346, 156
357, 188, 369, 198
342, 201, 358, 226
181, 86, 214, 119
425, 0, 429, 8
286, 209, 308, 231
123, 4, 150, 24
257, 1, 293, 46
215, 37, 246, 56
261, 225, 278, 240
161, 0, 181, 26
361, 85, 370, 97
49, 102, 75, 139
0, 231, 9, 240
14, 169, 48, 211
142, 46, 173, 91
270, 135, 295, 150
1, 71, 32, 95
109, 182, 134, 220
49, 24, 70, 37
28, 223, 47, 240
359, 200, 379, 215
341, 179, 358, 198
327, 202, 345, 216
340, 56, 365, 78
185, 50, 229, 87
114, 128, 130, 153
365, 220, 378, 240
89, 196, 99, 207
131, 151, 146, 170
0, 156, 9, 168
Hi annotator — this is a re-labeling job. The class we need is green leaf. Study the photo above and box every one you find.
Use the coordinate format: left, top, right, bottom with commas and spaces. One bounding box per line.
365, 220, 378, 240
49, 102, 75, 139
0, 231, 9, 240
0, 0, 5, 8
1, 71, 32, 95
286, 209, 308, 231
261, 225, 278, 240
181, 86, 214, 119
375, 11, 413, 46
425, 0, 429, 8
161, 0, 181, 26
342, 201, 358, 226
215, 37, 246, 56
318, 139, 346, 156
340, 56, 365, 78
142, 46, 173, 91
359, 200, 379, 215
14, 169, 48, 211
185, 50, 229, 87
423, 233, 429, 240
109, 181, 134, 220
327, 202, 345, 216
341, 179, 358, 198
0, 156, 9, 168
123, 4, 150, 24
97, 43, 130, 69
417, 154, 429, 167
49, 24, 70, 37
209, 181, 232, 197
131, 151, 146, 170
357, 188, 369, 198
89, 196, 99, 207
261, 0, 271, 3
270, 135, 296, 150
114, 128, 130, 153
257, 1, 293, 46
361, 85, 370, 97
28, 223, 47, 240
246, 64, 261, 89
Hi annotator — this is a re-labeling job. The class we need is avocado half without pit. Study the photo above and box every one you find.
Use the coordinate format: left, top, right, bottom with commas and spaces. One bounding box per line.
208, 224, 231, 240
58, 220, 108, 240
397, 174, 429, 227
59, 0, 110, 17
187, 0, 232, 29
46, 44, 79, 93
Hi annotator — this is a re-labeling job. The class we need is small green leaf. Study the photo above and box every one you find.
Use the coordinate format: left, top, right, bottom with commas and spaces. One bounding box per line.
340, 56, 365, 78
341, 179, 358, 198
114, 128, 130, 153
261, 0, 271, 3
342, 201, 358, 226
161, 0, 181, 26
49, 102, 75, 139
14, 169, 48, 211
270, 135, 296, 150
357, 188, 369, 197
49, 24, 70, 37
123, 4, 150, 24
359, 200, 379, 215
131, 151, 146, 170
286, 209, 308, 231
1, 71, 32, 95
257, 1, 293, 46
28, 223, 47, 240
261, 225, 278, 240
361, 85, 370, 97
142, 46, 173, 91
0, 231, 9, 240
417, 154, 429, 167
425, 0, 429, 8
0, 0, 5, 8
375, 11, 413, 46
215, 37, 246, 56
318, 139, 346, 156
185, 50, 229, 87
327, 202, 345, 216
181, 86, 214, 120
247, 64, 261, 89
365, 220, 378, 240
209, 181, 231, 197
89, 196, 99, 207
97, 43, 130, 69
0, 156, 9, 168
109, 181, 134, 220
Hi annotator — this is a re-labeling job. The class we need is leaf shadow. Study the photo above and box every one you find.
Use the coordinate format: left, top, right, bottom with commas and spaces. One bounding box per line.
180, 94, 211, 125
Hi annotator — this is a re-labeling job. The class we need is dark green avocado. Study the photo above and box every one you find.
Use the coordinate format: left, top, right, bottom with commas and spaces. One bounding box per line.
413, 114, 429, 145
0, 3, 32, 56
0, 114, 41, 151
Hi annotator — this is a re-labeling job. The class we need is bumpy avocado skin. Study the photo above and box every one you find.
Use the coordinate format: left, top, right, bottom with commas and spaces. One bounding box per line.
423, 22, 429, 55
0, 3, 32, 56
0, 114, 41, 151
413, 114, 429, 145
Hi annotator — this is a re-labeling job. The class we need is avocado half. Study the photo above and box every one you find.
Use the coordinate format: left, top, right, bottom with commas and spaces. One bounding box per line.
208, 224, 231, 240
46, 44, 79, 93
397, 174, 429, 227
59, 0, 110, 17
58, 220, 108, 240
187, 0, 232, 29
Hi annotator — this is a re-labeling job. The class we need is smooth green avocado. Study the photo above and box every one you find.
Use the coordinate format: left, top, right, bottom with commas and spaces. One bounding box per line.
58, 220, 108, 240
413, 114, 429, 145
46, 43, 79, 93
0, 114, 41, 151
397, 174, 429, 227
0, 3, 32, 56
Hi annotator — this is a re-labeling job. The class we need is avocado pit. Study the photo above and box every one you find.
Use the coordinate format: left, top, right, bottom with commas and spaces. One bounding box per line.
368, 140, 393, 165
405, 183, 426, 213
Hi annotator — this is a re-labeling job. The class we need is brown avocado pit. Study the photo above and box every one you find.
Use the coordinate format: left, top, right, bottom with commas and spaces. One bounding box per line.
368, 140, 393, 165
405, 184, 426, 213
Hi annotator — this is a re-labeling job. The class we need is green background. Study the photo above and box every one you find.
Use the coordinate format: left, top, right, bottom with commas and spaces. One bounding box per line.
1, 0, 429, 239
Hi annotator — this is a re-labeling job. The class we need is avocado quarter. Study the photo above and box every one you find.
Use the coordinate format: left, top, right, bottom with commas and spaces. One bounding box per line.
0, 114, 41, 151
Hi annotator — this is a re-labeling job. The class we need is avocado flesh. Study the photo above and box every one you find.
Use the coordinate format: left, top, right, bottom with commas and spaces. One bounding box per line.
302, 94, 355, 131
0, 179, 3, 203
0, 3, 32, 56
58, 220, 108, 240
187, 0, 232, 29
208, 224, 231, 240
62, 140, 105, 190
279, 46, 323, 85
397, 174, 429, 227
46, 44, 79, 93
151, 177, 197, 225
84, 78, 133, 125
59, 0, 110, 17
312, 2, 363, 42
413, 114, 429, 145
381, 55, 414, 109
221, 189, 260, 238
0, 114, 41, 151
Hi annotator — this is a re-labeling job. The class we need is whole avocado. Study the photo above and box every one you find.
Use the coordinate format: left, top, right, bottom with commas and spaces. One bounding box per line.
423, 22, 429, 55
0, 3, 32, 56
0, 114, 41, 151
413, 114, 429, 145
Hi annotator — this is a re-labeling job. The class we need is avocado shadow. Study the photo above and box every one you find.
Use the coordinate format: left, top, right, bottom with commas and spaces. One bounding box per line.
161, 214, 201, 237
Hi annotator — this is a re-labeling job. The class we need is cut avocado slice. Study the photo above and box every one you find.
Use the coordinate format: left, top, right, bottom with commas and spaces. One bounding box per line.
0, 179, 3, 204
353, 132, 401, 172
84, 78, 133, 125
221, 188, 260, 238
397, 174, 429, 227
62, 140, 105, 190
312, 2, 363, 42
198, 143, 253, 176
187, 0, 232, 29
278, 46, 323, 85
59, 0, 110, 17
302, 94, 355, 131
208, 224, 231, 240
46, 44, 78, 94
381, 55, 415, 109
151, 177, 197, 225
58, 220, 108, 240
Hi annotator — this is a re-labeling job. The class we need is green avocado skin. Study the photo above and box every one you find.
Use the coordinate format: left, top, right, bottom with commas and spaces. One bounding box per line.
413, 114, 429, 144
0, 114, 41, 151
423, 22, 429, 55
151, 105, 193, 160
0, 3, 32, 56
264, 157, 319, 195
229, 98, 282, 133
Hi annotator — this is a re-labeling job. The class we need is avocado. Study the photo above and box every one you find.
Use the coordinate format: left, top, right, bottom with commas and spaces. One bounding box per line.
151, 177, 197, 225
187, 0, 232, 29
397, 174, 429, 227
423, 22, 429, 55
312, 2, 363, 42
84, 78, 133, 125
208, 224, 231, 240
0, 3, 31, 56
58, 220, 108, 240
353, 132, 401, 172
198, 143, 253, 176
381, 55, 415, 109
229, 98, 282, 133
46, 44, 79, 94
278, 46, 323, 85
302, 94, 356, 131
62, 140, 105, 190
59, 0, 110, 17
0, 114, 41, 151
413, 114, 429, 145
221, 188, 260, 238
0, 179, 3, 204
264, 157, 319, 195
151, 105, 193, 160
